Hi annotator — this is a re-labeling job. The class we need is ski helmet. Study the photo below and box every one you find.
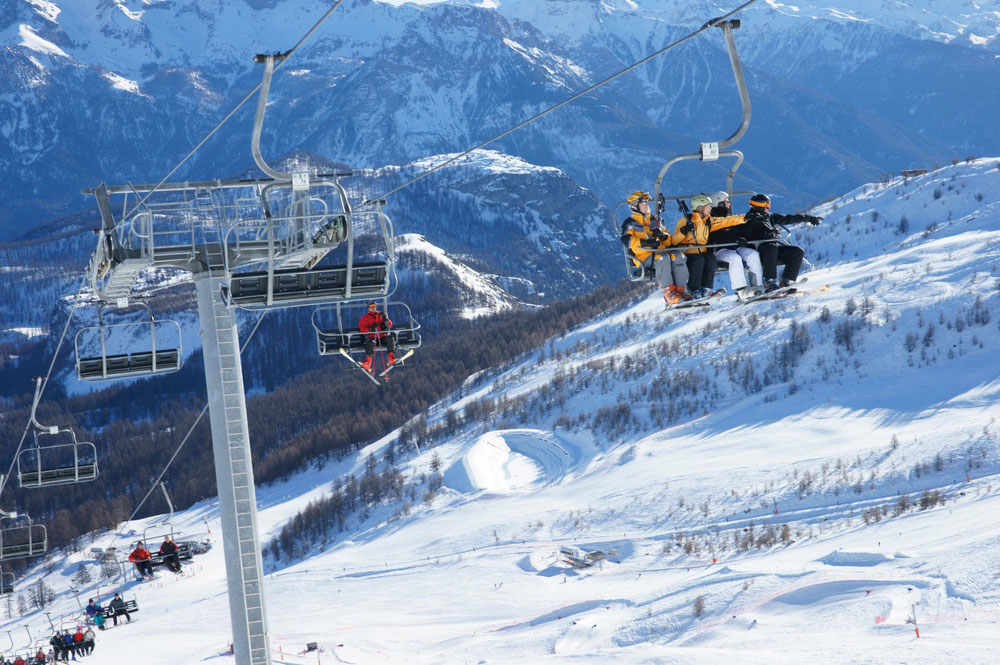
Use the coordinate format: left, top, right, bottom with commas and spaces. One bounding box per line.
749, 193, 771, 209
691, 193, 713, 209
627, 191, 651, 211
710, 191, 730, 206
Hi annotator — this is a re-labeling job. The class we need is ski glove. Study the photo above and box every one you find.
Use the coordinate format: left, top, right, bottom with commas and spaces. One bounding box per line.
681, 221, 695, 235
806, 215, 822, 226
737, 237, 749, 248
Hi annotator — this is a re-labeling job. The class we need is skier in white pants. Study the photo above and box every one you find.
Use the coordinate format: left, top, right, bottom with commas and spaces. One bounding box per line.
707, 191, 763, 300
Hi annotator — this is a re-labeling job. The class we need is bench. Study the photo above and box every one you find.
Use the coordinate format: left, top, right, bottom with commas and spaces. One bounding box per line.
227, 262, 389, 307
316, 327, 421, 356
101, 600, 138, 619
78, 349, 179, 379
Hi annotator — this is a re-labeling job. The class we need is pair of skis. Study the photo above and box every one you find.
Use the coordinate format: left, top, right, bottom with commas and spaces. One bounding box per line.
667, 288, 727, 310
738, 278, 809, 303
339, 347, 413, 385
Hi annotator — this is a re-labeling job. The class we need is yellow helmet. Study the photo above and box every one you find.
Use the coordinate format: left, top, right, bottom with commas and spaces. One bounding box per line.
627, 191, 651, 210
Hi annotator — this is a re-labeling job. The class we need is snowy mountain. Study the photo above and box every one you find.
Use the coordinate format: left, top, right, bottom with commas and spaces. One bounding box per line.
3, 0, 999, 239
3, 159, 998, 664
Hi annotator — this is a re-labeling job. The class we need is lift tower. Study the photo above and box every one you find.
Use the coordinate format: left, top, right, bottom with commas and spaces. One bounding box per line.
81, 54, 398, 665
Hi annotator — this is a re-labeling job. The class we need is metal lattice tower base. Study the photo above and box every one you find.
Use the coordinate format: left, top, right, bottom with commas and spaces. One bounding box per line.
196, 274, 272, 665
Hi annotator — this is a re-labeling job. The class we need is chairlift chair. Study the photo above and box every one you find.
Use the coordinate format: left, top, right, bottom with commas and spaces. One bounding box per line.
17, 377, 99, 489
311, 300, 421, 358
616, 18, 761, 282
0, 517, 47, 561
17, 429, 98, 489
224, 195, 397, 310
0, 571, 14, 595
75, 300, 182, 381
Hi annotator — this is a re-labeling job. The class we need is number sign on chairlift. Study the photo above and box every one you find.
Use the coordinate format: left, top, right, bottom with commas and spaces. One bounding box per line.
75, 300, 182, 381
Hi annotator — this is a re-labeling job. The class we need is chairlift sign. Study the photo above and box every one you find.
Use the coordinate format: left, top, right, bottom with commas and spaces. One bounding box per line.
292, 172, 310, 192
700, 142, 720, 161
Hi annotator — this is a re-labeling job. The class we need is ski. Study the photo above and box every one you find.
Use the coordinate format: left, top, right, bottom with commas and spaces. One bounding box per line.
790, 284, 830, 297
338, 347, 381, 385
739, 278, 808, 303
379, 349, 414, 378
667, 300, 711, 310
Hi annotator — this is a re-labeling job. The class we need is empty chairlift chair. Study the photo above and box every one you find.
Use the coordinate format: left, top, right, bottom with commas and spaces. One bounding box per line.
17, 429, 98, 488
0, 571, 14, 595
0, 517, 47, 561
75, 301, 182, 381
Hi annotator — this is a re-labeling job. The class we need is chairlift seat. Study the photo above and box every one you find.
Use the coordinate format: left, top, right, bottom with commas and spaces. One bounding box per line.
0, 541, 46, 561
19, 463, 98, 488
227, 262, 389, 308
317, 327, 421, 356
101, 599, 139, 618
77, 349, 179, 380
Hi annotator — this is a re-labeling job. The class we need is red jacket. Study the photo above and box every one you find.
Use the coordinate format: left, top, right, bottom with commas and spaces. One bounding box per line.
128, 547, 151, 563
73, 630, 84, 643
359, 311, 392, 340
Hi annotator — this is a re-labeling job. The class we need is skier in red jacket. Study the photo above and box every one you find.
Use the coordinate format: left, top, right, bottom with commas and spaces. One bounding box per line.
358, 301, 396, 373
128, 542, 154, 579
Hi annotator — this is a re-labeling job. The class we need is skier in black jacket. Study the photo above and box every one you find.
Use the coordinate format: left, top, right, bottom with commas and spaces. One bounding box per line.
742, 194, 821, 291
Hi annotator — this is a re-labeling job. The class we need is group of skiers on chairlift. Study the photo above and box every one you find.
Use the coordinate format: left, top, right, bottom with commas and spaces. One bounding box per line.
621, 190, 822, 307
127, 536, 183, 581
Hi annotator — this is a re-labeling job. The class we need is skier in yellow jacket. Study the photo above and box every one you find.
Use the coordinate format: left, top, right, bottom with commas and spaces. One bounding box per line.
620, 191, 691, 305
671, 193, 726, 299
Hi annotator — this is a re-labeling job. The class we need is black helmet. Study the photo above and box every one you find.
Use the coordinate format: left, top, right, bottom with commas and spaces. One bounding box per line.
749, 193, 771, 209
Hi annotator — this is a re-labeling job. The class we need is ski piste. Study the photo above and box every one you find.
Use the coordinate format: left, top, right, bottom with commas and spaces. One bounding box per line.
739, 278, 808, 303
379, 349, 415, 378
338, 347, 381, 385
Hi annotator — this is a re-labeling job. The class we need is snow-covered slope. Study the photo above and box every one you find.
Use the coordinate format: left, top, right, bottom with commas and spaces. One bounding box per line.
5, 161, 999, 663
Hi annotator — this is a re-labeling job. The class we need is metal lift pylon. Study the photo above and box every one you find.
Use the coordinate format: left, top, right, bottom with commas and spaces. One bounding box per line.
195, 273, 270, 665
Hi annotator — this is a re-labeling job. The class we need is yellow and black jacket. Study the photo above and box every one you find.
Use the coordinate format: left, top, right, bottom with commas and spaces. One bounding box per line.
671, 211, 712, 254
621, 212, 671, 265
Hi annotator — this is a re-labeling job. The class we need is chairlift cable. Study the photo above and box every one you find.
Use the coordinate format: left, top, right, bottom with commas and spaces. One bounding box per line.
115, 0, 347, 229
104, 311, 268, 554
366, 0, 762, 205
0, 275, 88, 503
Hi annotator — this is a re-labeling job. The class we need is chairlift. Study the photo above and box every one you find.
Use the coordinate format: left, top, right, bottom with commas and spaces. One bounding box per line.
0, 570, 14, 595
75, 300, 182, 381
0, 515, 47, 561
311, 300, 421, 358
221, 53, 397, 310
142, 482, 179, 546
616, 18, 754, 282
224, 196, 397, 310
16, 377, 98, 489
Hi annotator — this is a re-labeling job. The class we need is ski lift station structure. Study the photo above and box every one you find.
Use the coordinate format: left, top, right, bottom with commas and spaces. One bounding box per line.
75, 50, 413, 665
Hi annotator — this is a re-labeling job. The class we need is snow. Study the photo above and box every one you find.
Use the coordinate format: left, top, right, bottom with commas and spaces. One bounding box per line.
4, 160, 1000, 664
18, 24, 69, 58
100, 71, 146, 96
